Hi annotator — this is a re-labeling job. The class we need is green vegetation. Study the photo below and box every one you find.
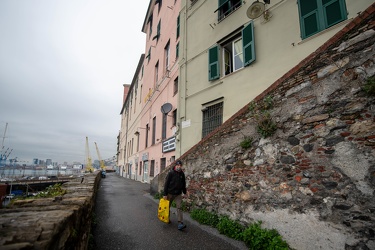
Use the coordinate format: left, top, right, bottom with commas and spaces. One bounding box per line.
256, 112, 277, 138
240, 136, 253, 149
190, 208, 219, 227
262, 95, 273, 110
190, 208, 289, 250
242, 221, 289, 250
33, 183, 66, 198
217, 215, 245, 240
363, 76, 375, 96
248, 96, 278, 138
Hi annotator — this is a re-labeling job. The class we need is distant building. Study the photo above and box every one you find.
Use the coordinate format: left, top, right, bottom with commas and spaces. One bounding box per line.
46, 159, 52, 166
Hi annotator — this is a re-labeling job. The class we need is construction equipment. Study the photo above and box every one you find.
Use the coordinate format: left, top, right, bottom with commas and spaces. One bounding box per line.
0, 123, 12, 167
94, 142, 106, 170
85, 137, 94, 173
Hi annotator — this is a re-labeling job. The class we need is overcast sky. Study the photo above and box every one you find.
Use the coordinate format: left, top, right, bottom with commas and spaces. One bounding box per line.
0, 0, 149, 164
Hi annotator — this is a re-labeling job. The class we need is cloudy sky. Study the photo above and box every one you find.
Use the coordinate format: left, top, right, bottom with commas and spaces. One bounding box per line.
0, 0, 149, 164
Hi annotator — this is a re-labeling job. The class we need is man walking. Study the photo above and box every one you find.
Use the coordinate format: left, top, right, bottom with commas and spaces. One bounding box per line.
163, 160, 187, 230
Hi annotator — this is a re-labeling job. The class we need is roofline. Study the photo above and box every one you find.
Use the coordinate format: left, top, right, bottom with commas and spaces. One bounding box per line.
120, 54, 145, 114
141, 0, 155, 33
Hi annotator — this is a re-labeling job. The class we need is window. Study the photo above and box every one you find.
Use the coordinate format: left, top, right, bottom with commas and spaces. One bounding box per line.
156, 0, 162, 13
216, 0, 242, 21
150, 160, 155, 177
136, 132, 140, 152
162, 113, 167, 140
176, 15, 180, 39
146, 47, 151, 62
145, 124, 149, 147
152, 117, 156, 145
165, 41, 170, 72
153, 20, 161, 41
173, 77, 178, 96
208, 22, 255, 80
155, 61, 159, 86
148, 15, 153, 38
202, 101, 223, 138
298, 0, 347, 39
176, 42, 179, 59
160, 158, 166, 172
172, 109, 177, 126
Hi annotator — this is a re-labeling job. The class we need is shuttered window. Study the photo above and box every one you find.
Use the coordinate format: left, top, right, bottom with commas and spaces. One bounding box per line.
298, 0, 347, 39
208, 46, 220, 81
243, 22, 255, 66
209, 21, 255, 79
176, 15, 180, 39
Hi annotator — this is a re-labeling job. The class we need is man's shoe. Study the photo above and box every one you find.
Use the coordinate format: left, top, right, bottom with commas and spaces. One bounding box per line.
178, 222, 186, 230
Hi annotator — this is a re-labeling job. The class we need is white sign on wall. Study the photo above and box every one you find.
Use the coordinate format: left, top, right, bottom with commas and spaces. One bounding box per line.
182, 120, 191, 128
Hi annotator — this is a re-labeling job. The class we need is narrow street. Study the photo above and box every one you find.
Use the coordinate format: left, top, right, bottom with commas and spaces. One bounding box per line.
92, 173, 247, 250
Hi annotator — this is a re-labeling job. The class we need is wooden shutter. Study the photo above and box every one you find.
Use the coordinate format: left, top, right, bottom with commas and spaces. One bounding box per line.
298, 0, 319, 39
208, 46, 220, 81
176, 15, 180, 39
243, 22, 255, 67
322, 0, 347, 28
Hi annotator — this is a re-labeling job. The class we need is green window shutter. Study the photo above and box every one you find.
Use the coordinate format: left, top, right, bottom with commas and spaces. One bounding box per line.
243, 21, 255, 67
208, 45, 220, 81
298, 0, 347, 39
176, 42, 179, 58
176, 15, 180, 39
218, 0, 229, 7
322, 0, 347, 28
298, 0, 319, 39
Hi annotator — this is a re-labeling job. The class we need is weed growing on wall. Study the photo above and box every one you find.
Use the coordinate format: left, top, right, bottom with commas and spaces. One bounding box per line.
363, 76, 375, 96
240, 136, 253, 149
248, 96, 278, 138
256, 112, 277, 138
34, 183, 66, 198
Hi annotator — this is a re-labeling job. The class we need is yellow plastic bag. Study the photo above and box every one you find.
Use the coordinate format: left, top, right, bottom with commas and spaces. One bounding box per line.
158, 198, 170, 223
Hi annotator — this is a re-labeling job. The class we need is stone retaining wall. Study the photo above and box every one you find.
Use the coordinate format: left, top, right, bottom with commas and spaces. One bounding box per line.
155, 4, 375, 250
0, 172, 100, 250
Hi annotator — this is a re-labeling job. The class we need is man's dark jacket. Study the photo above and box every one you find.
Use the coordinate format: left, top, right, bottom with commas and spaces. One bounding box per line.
164, 168, 186, 196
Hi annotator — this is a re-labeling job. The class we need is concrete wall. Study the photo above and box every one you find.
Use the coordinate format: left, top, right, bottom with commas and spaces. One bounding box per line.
154, 4, 375, 249
0, 173, 100, 250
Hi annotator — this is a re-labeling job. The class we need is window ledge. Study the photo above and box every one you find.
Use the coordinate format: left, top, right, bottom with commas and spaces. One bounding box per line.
218, 5, 243, 23
297, 18, 353, 45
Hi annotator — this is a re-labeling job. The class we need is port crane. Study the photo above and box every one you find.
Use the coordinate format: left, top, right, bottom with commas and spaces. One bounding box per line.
0, 123, 12, 167
94, 142, 106, 170
85, 137, 94, 173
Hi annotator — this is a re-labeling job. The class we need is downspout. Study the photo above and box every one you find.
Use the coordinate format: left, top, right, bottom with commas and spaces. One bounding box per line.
178, 0, 189, 157
124, 107, 129, 178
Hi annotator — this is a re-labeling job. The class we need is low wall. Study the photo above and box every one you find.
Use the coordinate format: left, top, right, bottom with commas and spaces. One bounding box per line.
0, 172, 101, 250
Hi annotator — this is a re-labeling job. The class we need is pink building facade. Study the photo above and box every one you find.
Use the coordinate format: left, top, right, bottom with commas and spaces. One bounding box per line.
118, 0, 180, 183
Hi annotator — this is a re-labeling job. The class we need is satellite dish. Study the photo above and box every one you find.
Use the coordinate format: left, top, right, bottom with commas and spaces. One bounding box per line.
247, 1, 265, 19
161, 103, 172, 115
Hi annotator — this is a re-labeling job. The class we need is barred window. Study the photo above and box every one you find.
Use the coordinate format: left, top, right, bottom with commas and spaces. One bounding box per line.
202, 102, 223, 138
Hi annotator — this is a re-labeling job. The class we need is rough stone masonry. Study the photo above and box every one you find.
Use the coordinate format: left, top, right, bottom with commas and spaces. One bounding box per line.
0, 173, 100, 250
155, 4, 375, 250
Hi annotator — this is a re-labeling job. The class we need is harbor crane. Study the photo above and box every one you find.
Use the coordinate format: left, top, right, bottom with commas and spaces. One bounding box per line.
85, 137, 94, 173
0, 123, 12, 167
94, 142, 106, 170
